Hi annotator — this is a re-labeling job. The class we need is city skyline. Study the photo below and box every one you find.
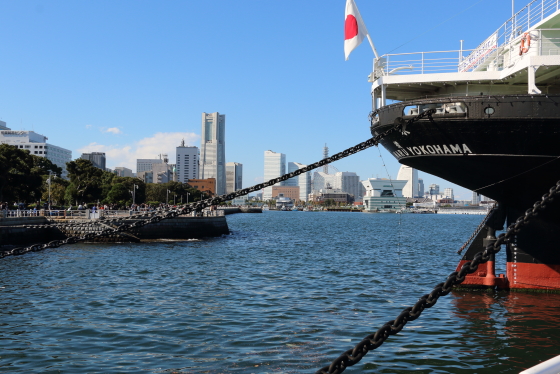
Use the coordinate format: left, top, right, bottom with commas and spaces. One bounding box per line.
0, 1, 514, 200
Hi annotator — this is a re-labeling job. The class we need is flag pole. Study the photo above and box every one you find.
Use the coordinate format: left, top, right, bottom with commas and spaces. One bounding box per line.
366, 34, 379, 60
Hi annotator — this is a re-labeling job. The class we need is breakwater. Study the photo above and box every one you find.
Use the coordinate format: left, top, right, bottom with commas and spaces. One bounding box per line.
0, 214, 229, 248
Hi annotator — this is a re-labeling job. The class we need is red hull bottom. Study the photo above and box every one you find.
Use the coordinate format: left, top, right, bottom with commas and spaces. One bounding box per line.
455, 260, 560, 291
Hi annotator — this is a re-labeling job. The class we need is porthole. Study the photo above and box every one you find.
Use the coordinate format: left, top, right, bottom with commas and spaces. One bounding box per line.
484, 106, 495, 115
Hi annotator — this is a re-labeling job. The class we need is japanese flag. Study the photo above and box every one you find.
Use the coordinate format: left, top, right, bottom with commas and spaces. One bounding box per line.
344, 0, 369, 60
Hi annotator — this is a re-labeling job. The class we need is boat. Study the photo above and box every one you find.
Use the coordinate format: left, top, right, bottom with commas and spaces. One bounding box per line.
368, 0, 560, 291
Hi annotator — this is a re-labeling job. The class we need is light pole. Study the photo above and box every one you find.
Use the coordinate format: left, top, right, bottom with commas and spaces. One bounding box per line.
133, 184, 138, 205
47, 171, 55, 210
186, 192, 190, 204
167, 189, 171, 205
174, 195, 176, 205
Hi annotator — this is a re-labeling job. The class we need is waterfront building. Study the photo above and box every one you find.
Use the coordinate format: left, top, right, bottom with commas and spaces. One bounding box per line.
309, 187, 354, 204
263, 150, 286, 200
333, 171, 361, 201
271, 186, 300, 202
200, 112, 226, 195
176, 140, 199, 183
187, 178, 216, 196
137, 158, 163, 173
361, 178, 407, 212
81, 152, 106, 171
114, 167, 133, 177
418, 178, 425, 198
226, 162, 243, 194
288, 162, 311, 202
444, 187, 454, 200
0, 123, 72, 179
312, 171, 336, 193
396, 165, 418, 198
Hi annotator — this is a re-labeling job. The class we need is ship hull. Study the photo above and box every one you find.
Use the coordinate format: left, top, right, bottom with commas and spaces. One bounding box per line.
371, 95, 560, 290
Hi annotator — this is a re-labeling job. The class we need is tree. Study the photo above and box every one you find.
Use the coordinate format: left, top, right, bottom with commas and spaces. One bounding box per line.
66, 159, 105, 203
0, 144, 49, 204
106, 183, 131, 205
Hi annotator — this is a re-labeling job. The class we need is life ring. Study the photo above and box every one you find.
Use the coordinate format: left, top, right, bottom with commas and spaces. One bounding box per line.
519, 32, 531, 55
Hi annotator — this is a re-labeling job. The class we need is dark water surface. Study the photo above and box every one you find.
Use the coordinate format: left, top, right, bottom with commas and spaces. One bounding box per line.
1, 211, 560, 373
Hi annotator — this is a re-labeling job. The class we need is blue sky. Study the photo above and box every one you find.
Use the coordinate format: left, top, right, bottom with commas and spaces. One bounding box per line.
0, 0, 517, 200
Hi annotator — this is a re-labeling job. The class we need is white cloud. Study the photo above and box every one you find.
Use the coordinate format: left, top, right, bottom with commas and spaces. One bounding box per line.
85, 125, 92, 129
77, 132, 200, 172
104, 127, 122, 134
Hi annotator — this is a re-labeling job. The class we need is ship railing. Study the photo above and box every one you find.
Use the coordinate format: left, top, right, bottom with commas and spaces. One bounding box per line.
378, 29, 560, 76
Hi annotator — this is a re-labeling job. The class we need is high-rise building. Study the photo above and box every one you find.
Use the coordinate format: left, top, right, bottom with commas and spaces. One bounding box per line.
444, 188, 454, 200
288, 162, 311, 202
263, 150, 286, 200
200, 112, 226, 195
396, 165, 418, 198
114, 167, 133, 177
81, 152, 106, 170
0, 124, 72, 179
418, 178, 425, 198
428, 183, 440, 196
312, 171, 336, 192
137, 158, 163, 173
176, 140, 199, 183
226, 162, 243, 194
334, 171, 361, 201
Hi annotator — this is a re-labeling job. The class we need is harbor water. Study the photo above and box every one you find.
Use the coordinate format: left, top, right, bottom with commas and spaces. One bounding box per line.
1, 211, 560, 373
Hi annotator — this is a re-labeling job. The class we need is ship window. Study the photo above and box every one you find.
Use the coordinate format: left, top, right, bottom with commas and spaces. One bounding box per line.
484, 106, 495, 115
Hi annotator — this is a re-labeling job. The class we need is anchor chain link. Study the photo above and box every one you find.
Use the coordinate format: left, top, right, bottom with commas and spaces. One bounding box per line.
316, 180, 560, 374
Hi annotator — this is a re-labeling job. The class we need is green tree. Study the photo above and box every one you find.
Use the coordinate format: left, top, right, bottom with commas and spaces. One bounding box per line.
66, 159, 105, 204
0, 144, 57, 204
106, 183, 131, 205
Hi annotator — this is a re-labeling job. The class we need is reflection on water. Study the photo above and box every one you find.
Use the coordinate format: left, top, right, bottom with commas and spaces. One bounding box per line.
0, 212, 559, 373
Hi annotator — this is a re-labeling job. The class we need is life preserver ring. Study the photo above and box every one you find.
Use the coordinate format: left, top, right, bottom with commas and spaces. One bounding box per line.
519, 32, 531, 55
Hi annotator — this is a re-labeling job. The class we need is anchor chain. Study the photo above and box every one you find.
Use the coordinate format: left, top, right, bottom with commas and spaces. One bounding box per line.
0, 108, 436, 259
315, 180, 560, 374
456, 205, 496, 255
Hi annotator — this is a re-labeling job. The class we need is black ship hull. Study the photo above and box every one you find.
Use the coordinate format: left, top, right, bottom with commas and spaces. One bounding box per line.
371, 95, 560, 290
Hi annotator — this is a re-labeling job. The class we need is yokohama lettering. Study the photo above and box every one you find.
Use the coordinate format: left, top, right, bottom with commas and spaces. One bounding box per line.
391, 143, 473, 159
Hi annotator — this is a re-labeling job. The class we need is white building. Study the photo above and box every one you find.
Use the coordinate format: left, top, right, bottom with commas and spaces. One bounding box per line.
0, 124, 72, 179
444, 188, 454, 200
333, 171, 361, 201
176, 140, 199, 183
263, 150, 286, 200
428, 183, 440, 195
312, 171, 336, 192
137, 158, 163, 173
361, 178, 407, 212
226, 162, 243, 194
287, 162, 311, 202
200, 112, 226, 195
396, 165, 419, 198
114, 167, 133, 177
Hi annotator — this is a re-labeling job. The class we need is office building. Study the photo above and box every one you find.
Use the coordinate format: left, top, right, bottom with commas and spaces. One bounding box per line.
396, 165, 418, 198
176, 140, 199, 183
0, 124, 72, 179
309, 186, 354, 204
137, 158, 163, 173
288, 162, 311, 202
188, 178, 216, 196
263, 150, 286, 200
418, 178, 425, 198
114, 167, 133, 177
312, 171, 336, 192
444, 188, 454, 200
428, 183, 440, 195
226, 162, 243, 194
333, 171, 361, 201
81, 152, 106, 170
200, 112, 226, 195
271, 186, 300, 202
